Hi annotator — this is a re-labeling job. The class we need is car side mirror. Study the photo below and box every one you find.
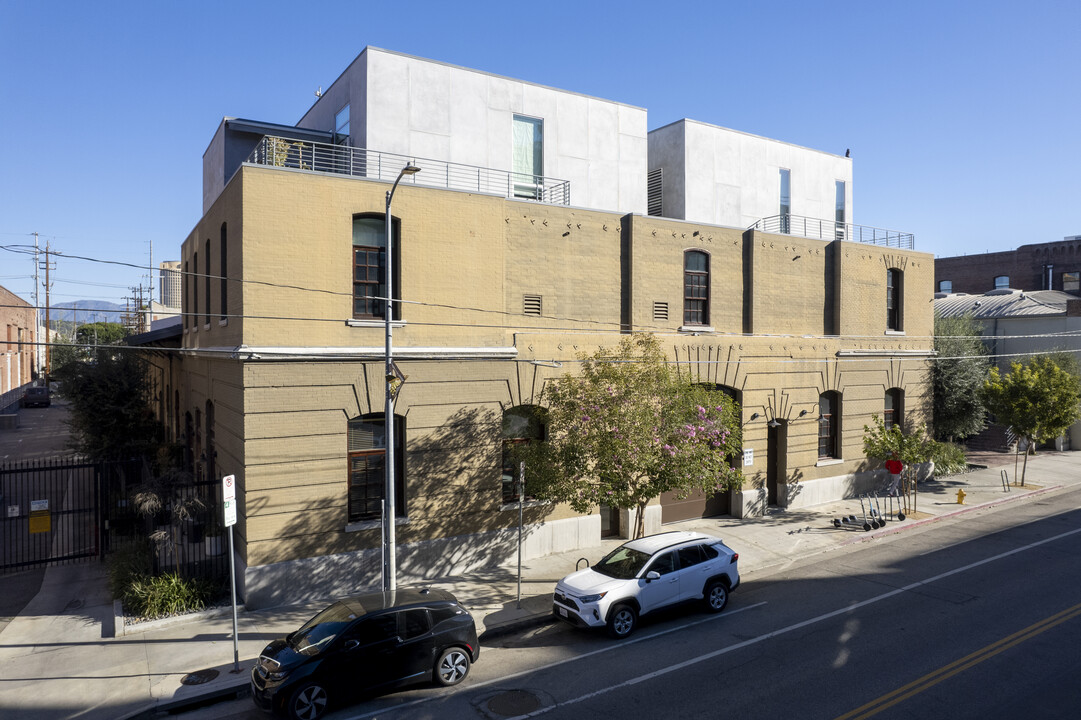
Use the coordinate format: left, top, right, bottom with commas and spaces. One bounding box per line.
645, 570, 660, 582
343, 639, 359, 651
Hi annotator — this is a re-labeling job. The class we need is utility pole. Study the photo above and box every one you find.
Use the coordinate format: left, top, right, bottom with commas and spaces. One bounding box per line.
43, 241, 52, 383
32, 232, 42, 380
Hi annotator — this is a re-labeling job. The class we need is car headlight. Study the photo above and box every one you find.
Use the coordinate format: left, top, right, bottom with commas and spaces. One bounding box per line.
266, 669, 291, 681
579, 592, 607, 604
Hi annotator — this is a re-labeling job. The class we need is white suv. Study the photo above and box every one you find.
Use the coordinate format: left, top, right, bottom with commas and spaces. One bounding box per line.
553, 531, 740, 639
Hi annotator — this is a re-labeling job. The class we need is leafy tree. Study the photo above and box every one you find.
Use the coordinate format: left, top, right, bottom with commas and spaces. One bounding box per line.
62, 348, 163, 461
862, 415, 935, 512
52, 322, 130, 382
933, 313, 990, 441
515, 333, 742, 538
76, 321, 129, 346
983, 356, 1081, 485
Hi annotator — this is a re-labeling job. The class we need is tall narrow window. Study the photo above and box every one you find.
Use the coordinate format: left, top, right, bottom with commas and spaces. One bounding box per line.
835, 180, 846, 240
887, 268, 903, 331
352, 215, 398, 320
184, 260, 190, 329
204, 239, 211, 325
502, 406, 547, 504
684, 251, 710, 326
818, 392, 840, 460
779, 168, 791, 232
219, 223, 228, 321
347, 414, 405, 522
191, 253, 198, 326
512, 115, 543, 199
884, 388, 903, 431
334, 105, 350, 145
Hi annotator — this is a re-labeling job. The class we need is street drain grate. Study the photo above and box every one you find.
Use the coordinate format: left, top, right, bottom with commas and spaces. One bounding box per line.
180, 669, 220, 685
486, 690, 543, 716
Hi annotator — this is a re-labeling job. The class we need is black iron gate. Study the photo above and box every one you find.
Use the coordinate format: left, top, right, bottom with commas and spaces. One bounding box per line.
0, 457, 105, 573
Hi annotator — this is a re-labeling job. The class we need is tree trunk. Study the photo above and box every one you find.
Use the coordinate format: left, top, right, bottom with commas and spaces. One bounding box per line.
1021, 436, 1031, 486
635, 501, 647, 539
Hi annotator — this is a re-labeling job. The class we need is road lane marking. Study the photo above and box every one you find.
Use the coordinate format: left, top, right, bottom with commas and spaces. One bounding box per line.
833, 602, 1081, 720
343, 603, 767, 719
496, 524, 1081, 720
351, 523, 1081, 719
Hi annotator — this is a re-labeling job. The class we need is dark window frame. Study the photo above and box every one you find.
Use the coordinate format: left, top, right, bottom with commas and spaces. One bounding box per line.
352, 214, 400, 321
219, 223, 228, 321
887, 268, 903, 331
683, 250, 710, 326
818, 391, 840, 460
502, 405, 547, 504
347, 413, 406, 523
204, 238, 211, 326
884, 388, 903, 432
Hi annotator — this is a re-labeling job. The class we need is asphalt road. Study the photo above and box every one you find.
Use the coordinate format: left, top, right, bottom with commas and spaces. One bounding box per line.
182, 485, 1081, 720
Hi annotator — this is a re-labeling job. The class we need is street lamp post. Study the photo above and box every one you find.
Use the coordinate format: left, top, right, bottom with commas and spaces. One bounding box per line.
384, 163, 420, 593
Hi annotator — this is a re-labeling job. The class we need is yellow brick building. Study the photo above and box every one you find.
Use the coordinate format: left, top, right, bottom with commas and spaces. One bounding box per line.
139, 48, 934, 607
148, 160, 933, 607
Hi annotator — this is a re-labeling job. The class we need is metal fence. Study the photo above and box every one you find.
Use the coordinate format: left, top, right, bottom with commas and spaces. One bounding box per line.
247, 135, 573, 205
1, 456, 104, 572
751, 214, 915, 249
1, 457, 227, 584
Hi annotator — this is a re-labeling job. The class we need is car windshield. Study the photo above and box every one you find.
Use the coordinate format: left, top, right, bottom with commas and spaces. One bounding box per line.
592, 545, 652, 579
288, 602, 358, 656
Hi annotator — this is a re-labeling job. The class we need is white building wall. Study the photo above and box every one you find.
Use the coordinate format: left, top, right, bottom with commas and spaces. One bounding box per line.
649, 119, 853, 228
300, 48, 648, 215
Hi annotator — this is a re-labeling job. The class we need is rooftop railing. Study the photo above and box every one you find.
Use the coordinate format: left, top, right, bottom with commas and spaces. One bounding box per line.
751, 214, 914, 249
247, 136, 572, 205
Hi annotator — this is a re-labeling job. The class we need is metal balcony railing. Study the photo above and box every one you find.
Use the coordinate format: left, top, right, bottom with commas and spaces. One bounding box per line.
246, 136, 571, 205
751, 214, 914, 249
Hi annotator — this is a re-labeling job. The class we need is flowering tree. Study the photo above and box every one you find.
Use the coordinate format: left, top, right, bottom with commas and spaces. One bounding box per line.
516, 334, 742, 538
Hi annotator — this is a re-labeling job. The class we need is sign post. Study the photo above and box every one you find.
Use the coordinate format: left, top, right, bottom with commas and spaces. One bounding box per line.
222, 474, 240, 673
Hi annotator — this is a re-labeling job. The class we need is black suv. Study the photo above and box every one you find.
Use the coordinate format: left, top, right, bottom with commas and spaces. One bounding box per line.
251, 588, 479, 720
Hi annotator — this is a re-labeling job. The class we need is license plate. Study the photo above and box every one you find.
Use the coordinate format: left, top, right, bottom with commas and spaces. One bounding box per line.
558, 607, 568, 617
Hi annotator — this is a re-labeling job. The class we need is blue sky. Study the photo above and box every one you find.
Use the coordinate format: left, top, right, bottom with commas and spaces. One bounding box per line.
2, 0, 1078, 308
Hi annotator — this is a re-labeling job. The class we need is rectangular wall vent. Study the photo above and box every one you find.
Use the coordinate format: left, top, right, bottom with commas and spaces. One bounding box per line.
653, 301, 668, 321
524, 294, 543, 316
647, 168, 663, 217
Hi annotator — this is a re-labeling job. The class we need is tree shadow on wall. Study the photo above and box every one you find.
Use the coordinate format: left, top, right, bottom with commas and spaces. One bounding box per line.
257, 407, 555, 607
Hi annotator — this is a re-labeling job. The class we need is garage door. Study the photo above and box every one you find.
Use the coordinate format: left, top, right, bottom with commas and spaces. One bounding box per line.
660, 488, 730, 524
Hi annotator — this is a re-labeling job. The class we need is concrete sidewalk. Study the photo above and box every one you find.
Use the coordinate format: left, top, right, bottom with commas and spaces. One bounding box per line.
0, 451, 1076, 720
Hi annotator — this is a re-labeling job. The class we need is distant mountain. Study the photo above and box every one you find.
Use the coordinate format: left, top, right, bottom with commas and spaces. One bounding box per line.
52, 301, 126, 324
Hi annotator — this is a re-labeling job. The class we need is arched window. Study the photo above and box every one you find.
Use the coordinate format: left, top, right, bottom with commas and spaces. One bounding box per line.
347, 414, 405, 522
886, 268, 903, 331
818, 392, 841, 460
684, 250, 710, 326
994, 275, 1010, 290
353, 214, 400, 320
884, 388, 903, 432
502, 406, 547, 504
206, 400, 216, 481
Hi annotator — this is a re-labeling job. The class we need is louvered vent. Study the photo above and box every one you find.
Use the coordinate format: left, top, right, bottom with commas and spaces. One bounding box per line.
653, 301, 668, 321
647, 168, 663, 216
524, 294, 543, 316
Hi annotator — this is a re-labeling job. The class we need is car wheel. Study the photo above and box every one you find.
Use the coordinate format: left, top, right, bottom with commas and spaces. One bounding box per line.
704, 581, 729, 613
288, 681, 329, 720
434, 647, 471, 686
606, 604, 638, 639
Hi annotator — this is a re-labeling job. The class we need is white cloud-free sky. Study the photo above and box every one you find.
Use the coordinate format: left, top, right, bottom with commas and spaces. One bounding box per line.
2, 0, 1078, 308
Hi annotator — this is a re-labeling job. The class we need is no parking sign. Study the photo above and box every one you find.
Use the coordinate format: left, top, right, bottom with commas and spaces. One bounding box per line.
222, 474, 237, 527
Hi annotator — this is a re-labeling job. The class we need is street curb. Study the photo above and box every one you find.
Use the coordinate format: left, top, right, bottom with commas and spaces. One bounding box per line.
840, 483, 1065, 546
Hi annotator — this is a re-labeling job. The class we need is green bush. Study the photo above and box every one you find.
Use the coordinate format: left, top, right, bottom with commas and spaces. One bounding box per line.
123, 572, 218, 619
929, 440, 968, 476
106, 541, 153, 600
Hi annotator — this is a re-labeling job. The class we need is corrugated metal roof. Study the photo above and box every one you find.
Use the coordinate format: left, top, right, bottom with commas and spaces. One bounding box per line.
934, 289, 1071, 319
